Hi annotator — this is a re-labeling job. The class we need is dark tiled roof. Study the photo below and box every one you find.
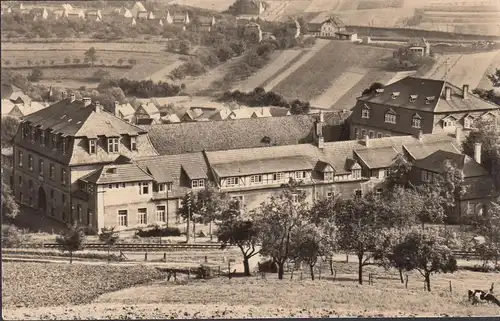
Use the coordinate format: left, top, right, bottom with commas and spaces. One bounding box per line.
463, 176, 497, 199
354, 146, 399, 169
81, 163, 154, 184
182, 162, 208, 179
211, 156, 313, 177
23, 99, 146, 138
403, 141, 461, 161
358, 77, 499, 113
413, 150, 489, 177
135, 152, 209, 197
147, 114, 335, 155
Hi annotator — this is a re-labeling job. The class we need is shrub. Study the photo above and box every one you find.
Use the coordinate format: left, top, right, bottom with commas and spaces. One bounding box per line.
1, 225, 30, 248
195, 264, 212, 279
128, 58, 137, 65
135, 226, 182, 238
258, 259, 278, 273
64, 57, 70, 64
27, 68, 43, 82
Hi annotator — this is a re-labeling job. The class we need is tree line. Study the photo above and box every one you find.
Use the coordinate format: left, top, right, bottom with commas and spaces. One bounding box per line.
219, 87, 311, 114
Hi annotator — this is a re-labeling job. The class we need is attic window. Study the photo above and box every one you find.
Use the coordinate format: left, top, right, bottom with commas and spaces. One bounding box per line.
390, 92, 400, 99
412, 114, 422, 128
375, 88, 384, 95
361, 105, 370, 119
384, 110, 397, 124
425, 96, 435, 104
106, 167, 117, 174
409, 94, 418, 103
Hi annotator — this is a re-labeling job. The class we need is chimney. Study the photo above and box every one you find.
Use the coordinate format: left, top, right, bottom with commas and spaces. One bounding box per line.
69, 93, 76, 103
462, 84, 469, 99
61, 91, 67, 100
319, 110, 324, 123
83, 97, 92, 107
113, 101, 120, 114
364, 134, 370, 147
445, 86, 451, 101
317, 136, 324, 149
94, 101, 102, 113
455, 127, 461, 143
474, 142, 482, 164
417, 130, 423, 142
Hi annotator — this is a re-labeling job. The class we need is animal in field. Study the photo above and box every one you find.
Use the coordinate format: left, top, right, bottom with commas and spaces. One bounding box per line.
468, 283, 500, 307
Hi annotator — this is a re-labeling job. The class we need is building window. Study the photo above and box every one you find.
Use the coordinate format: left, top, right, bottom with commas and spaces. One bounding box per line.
464, 117, 472, 129
17, 151, 23, 167
361, 107, 370, 119
62, 138, 67, 155
50, 164, 55, 179
327, 191, 334, 198
107, 137, 119, 153
324, 172, 334, 181
130, 136, 137, 151
28, 179, 33, 191
28, 196, 32, 206
156, 205, 166, 222
79, 181, 86, 192
39, 159, 44, 176
61, 168, 67, 185
88, 184, 94, 194
50, 205, 55, 216
62, 212, 67, 222
273, 172, 283, 181
226, 177, 239, 186
385, 112, 397, 124
166, 182, 172, 192
192, 179, 205, 189
384, 168, 391, 177
292, 194, 300, 204
138, 208, 147, 225
51, 189, 55, 201
158, 183, 165, 192
361, 129, 366, 137
412, 116, 421, 128
108, 184, 113, 189
89, 139, 96, 154
352, 169, 361, 179
28, 155, 33, 171
19, 192, 23, 204
115, 183, 119, 189
18, 175, 23, 187
118, 210, 128, 227
369, 131, 374, 139
138, 182, 149, 195
87, 209, 92, 225
295, 171, 306, 179
40, 131, 45, 146
62, 193, 66, 205
377, 133, 382, 138
77, 205, 82, 222
421, 170, 432, 182
354, 128, 359, 138
443, 119, 455, 128
250, 175, 263, 184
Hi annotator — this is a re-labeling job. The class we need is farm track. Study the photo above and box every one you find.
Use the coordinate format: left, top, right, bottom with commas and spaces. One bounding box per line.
263, 39, 331, 92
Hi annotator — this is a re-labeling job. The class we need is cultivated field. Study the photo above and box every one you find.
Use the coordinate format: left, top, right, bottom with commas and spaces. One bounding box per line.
334, 8, 417, 27
262, 38, 331, 92
3, 260, 499, 319
304, 0, 341, 12
1, 42, 167, 52
423, 50, 500, 90
477, 50, 500, 90
166, 0, 235, 11
232, 49, 303, 92
271, 41, 393, 104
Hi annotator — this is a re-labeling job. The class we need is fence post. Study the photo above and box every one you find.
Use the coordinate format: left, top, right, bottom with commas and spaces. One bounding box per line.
218, 265, 221, 277
163, 252, 166, 261
205, 255, 208, 263
318, 267, 321, 280
144, 251, 148, 261
228, 261, 231, 279
346, 254, 349, 263
187, 268, 190, 279
300, 271, 303, 281
449, 281, 452, 293
405, 274, 409, 289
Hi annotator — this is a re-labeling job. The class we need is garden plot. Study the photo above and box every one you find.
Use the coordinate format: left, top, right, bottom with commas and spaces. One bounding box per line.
232, 49, 303, 92
310, 68, 367, 109
264, 39, 331, 92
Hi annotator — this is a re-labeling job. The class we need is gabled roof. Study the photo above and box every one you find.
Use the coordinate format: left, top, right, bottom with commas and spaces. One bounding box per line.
358, 77, 499, 113
252, 107, 272, 118
1, 99, 16, 115
14, 101, 46, 116
81, 163, 154, 185
413, 150, 489, 177
354, 146, 399, 169
23, 99, 146, 138
210, 155, 314, 177
138, 102, 160, 116
229, 108, 253, 119
182, 162, 208, 179
116, 103, 135, 118
132, 1, 146, 12
161, 114, 181, 123
147, 114, 324, 155
408, 37, 428, 47
403, 141, 461, 160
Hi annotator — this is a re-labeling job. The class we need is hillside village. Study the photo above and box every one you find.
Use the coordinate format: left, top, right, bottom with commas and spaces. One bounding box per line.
2, 0, 500, 319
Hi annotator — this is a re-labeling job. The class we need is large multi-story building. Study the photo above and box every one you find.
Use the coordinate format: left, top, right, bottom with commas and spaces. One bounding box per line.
349, 77, 499, 140
12, 91, 497, 233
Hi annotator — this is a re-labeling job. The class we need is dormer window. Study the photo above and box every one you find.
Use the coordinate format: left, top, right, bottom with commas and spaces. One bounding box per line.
409, 94, 418, 103
227, 177, 239, 186
89, 139, 96, 154
107, 137, 119, 153
130, 136, 137, 151
52, 135, 58, 150
361, 105, 370, 119
324, 172, 334, 181
464, 116, 473, 129
425, 96, 435, 104
106, 167, 117, 174
192, 179, 205, 189
352, 169, 361, 179
442, 116, 456, 128
412, 114, 422, 128
390, 92, 400, 99
40, 131, 45, 146
384, 110, 397, 124
375, 88, 384, 96
31, 127, 36, 143
79, 181, 87, 192
62, 138, 67, 155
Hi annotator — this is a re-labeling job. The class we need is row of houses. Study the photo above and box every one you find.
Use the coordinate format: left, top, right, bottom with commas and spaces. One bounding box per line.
2, 2, 217, 31
2, 76, 498, 234
1, 84, 46, 118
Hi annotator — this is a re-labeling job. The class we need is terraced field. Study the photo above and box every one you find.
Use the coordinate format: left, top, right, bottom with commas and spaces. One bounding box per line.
304, 0, 341, 12
271, 41, 393, 103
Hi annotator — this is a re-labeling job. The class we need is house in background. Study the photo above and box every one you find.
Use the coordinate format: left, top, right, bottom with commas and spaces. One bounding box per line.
66, 9, 86, 20
199, 16, 216, 32
113, 101, 135, 123
229, 108, 254, 120
349, 77, 500, 140
3, 101, 46, 118
164, 11, 173, 24
29, 8, 49, 20
136, 11, 149, 20
1, 147, 14, 188
406, 37, 431, 57
130, 1, 147, 18
308, 16, 346, 37
85, 9, 102, 22
135, 102, 161, 124
172, 12, 190, 30
160, 113, 181, 124
2, 84, 32, 106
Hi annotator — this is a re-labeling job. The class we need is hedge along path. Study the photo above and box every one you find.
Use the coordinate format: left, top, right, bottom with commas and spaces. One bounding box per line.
232, 49, 303, 92
263, 39, 331, 92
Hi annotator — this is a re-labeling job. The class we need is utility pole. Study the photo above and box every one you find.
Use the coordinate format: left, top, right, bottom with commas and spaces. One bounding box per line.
186, 190, 192, 243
